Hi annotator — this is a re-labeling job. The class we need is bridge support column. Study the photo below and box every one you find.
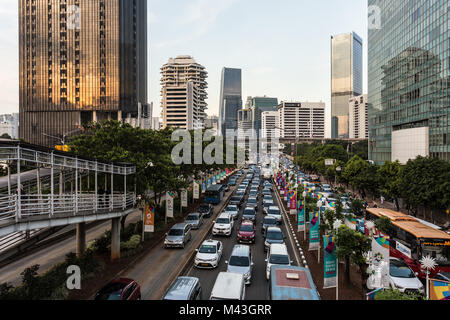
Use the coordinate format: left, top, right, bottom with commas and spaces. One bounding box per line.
111, 217, 121, 261
76, 222, 86, 258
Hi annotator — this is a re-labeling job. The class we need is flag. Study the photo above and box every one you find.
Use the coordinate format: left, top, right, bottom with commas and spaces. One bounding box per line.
297, 200, 305, 232
323, 235, 337, 289
144, 202, 155, 232
309, 210, 320, 250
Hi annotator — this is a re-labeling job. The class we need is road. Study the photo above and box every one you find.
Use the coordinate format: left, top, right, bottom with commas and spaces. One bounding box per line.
184, 176, 299, 300
0, 209, 142, 286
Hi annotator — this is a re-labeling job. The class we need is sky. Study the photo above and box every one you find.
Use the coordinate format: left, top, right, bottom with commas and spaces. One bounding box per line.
0, 0, 368, 137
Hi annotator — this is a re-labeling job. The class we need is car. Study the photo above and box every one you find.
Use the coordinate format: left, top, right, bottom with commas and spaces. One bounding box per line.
223, 183, 230, 192
224, 204, 239, 220
262, 199, 274, 214
164, 223, 192, 248
262, 188, 272, 196
249, 190, 258, 198
264, 182, 273, 191
433, 272, 450, 282
265, 243, 292, 280
267, 206, 282, 224
194, 239, 223, 269
264, 227, 285, 252
261, 216, 278, 235
198, 202, 213, 218
163, 277, 203, 300
229, 179, 237, 186
230, 195, 244, 208
94, 278, 141, 300
212, 213, 234, 236
246, 197, 258, 210
237, 220, 256, 244
263, 195, 273, 202
242, 207, 256, 222
236, 190, 245, 198
184, 212, 203, 229
388, 258, 424, 294
226, 245, 254, 285
210, 272, 246, 300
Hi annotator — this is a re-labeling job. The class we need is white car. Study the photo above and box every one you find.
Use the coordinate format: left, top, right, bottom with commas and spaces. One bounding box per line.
212, 213, 234, 236
224, 205, 239, 220
194, 239, 223, 269
265, 243, 292, 280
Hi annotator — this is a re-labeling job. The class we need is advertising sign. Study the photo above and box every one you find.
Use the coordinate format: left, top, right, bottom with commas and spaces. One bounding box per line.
309, 210, 320, 250
395, 241, 412, 259
166, 191, 174, 218
429, 279, 450, 300
193, 182, 200, 200
181, 189, 188, 207
290, 193, 297, 215
144, 202, 155, 233
371, 233, 390, 273
297, 201, 305, 232
323, 235, 337, 289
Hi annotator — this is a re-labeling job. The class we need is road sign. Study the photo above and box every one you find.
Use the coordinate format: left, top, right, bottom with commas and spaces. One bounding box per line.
325, 159, 335, 166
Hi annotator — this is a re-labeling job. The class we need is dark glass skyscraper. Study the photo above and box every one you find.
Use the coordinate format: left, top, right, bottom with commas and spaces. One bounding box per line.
218, 68, 242, 136
368, 0, 449, 163
19, 0, 148, 147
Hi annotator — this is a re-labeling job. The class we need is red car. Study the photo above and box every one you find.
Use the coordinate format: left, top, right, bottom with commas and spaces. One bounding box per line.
94, 278, 141, 300
237, 220, 256, 244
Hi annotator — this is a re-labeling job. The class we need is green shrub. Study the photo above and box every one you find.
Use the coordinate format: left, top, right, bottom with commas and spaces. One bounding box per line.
121, 235, 142, 251
375, 288, 423, 300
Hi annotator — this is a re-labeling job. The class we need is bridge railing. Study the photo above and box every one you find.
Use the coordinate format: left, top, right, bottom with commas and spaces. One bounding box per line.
0, 192, 136, 222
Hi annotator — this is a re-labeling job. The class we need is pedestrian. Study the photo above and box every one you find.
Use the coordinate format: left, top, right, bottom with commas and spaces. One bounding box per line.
380, 195, 385, 205
373, 203, 378, 208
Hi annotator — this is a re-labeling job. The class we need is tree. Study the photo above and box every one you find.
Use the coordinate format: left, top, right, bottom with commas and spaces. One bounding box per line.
0, 133, 12, 139
350, 198, 364, 216
351, 140, 369, 160
377, 161, 402, 210
375, 216, 393, 234
335, 225, 371, 286
375, 288, 423, 300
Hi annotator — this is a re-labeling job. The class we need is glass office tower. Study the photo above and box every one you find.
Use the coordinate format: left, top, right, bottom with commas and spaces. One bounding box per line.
368, 0, 449, 164
19, 0, 148, 147
218, 68, 242, 136
246, 96, 279, 136
331, 32, 363, 139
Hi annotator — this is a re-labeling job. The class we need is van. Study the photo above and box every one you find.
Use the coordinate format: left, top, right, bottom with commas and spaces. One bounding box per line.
226, 244, 254, 284
163, 277, 203, 300
265, 243, 292, 280
164, 223, 192, 248
210, 272, 245, 300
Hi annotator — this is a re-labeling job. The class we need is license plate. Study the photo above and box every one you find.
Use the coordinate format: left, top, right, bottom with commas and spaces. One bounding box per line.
201, 263, 209, 267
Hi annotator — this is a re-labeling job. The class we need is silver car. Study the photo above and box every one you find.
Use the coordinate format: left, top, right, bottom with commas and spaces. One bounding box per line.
226, 245, 254, 285
184, 212, 203, 229
164, 223, 192, 249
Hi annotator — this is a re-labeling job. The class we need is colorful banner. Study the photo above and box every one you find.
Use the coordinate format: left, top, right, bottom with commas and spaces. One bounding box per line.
144, 202, 155, 232
430, 279, 450, 300
290, 192, 297, 215
193, 182, 200, 200
366, 288, 384, 300
309, 209, 320, 250
371, 233, 390, 273
323, 235, 337, 289
166, 191, 174, 218
181, 189, 188, 207
344, 214, 357, 230
297, 200, 305, 232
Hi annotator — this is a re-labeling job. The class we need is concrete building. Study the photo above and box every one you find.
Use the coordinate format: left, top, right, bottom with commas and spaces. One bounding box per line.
278, 102, 325, 139
161, 55, 208, 130
349, 95, 368, 139
19, 0, 148, 147
261, 111, 280, 139
151, 117, 161, 130
218, 68, 242, 136
0, 113, 19, 139
368, 0, 450, 163
237, 108, 256, 157
204, 115, 219, 131
331, 32, 363, 139
245, 96, 279, 137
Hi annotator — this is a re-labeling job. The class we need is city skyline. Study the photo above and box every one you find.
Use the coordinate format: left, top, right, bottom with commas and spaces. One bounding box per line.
0, 0, 369, 139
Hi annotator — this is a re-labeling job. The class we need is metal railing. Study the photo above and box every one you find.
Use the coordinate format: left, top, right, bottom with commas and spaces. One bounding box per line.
0, 192, 136, 222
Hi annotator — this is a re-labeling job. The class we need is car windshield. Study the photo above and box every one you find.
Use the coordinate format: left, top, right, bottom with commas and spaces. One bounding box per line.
96, 283, 126, 300
264, 218, 277, 225
268, 209, 280, 215
186, 215, 198, 221
216, 218, 230, 224
248, 198, 257, 203
269, 254, 290, 265
226, 206, 237, 212
229, 256, 250, 267
264, 201, 273, 207
244, 209, 255, 215
168, 228, 184, 236
199, 244, 217, 254
390, 260, 415, 278
199, 205, 209, 211
267, 231, 283, 240
240, 225, 254, 232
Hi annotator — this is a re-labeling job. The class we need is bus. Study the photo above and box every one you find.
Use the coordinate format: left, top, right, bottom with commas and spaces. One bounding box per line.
205, 184, 225, 205
267, 265, 320, 300
365, 208, 450, 279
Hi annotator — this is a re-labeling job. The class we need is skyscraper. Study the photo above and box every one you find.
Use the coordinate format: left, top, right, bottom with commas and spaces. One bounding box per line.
349, 95, 368, 139
218, 68, 242, 136
19, 0, 148, 147
161, 55, 208, 130
368, 0, 449, 164
245, 96, 279, 137
278, 102, 325, 139
331, 32, 363, 139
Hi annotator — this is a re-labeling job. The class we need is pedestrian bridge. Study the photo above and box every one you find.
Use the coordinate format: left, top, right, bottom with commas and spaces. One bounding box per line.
0, 140, 136, 260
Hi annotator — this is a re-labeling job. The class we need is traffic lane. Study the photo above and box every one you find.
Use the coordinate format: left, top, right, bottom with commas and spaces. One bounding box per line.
186, 179, 298, 300
123, 171, 246, 300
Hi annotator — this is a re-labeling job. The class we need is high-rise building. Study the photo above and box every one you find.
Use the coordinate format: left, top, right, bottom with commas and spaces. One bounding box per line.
0, 113, 20, 139
245, 96, 279, 137
278, 102, 325, 139
368, 0, 449, 164
204, 115, 219, 131
19, 0, 148, 147
218, 68, 242, 136
261, 111, 280, 139
331, 32, 363, 139
237, 108, 255, 156
151, 117, 161, 131
349, 95, 368, 139
161, 55, 208, 130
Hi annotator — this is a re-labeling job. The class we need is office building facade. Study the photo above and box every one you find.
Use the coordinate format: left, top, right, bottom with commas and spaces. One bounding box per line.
368, 0, 449, 163
261, 111, 280, 139
161, 55, 208, 130
349, 95, 368, 139
245, 96, 279, 136
218, 68, 242, 136
0, 114, 20, 139
19, 0, 148, 147
204, 115, 219, 131
331, 32, 363, 139
278, 102, 325, 139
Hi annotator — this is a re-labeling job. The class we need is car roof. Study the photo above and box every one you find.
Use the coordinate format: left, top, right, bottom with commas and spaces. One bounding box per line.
264, 216, 277, 221
218, 212, 231, 219
244, 207, 255, 211
270, 243, 288, 255
164, 277, 199, 300
269, 206, 280, 210
202, 239, 219, 246
211, 272, 244, 299
172, 223, 187, 229
267, 226, 282, 232
241, 220, 254, 226
231, 244, 251, 256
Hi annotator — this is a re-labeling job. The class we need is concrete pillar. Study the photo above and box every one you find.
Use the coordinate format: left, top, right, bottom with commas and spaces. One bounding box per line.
111, 217, 121, 261
76, 222, 86, 257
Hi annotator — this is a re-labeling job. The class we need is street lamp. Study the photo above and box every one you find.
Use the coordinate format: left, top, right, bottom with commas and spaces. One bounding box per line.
335, 166, 342, 188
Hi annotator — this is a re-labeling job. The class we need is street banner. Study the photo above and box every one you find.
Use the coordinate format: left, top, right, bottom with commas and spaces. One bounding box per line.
144, 202, 155, 232
309, 210, 320, 250
166, 191, 174, 218
344, 214, 357, 230
371, 232, 390, 273
429, 279, 450, 300
193, 182, 200, 200
323, 235, 337, 289
366, 288, 384, 300
395, 241, 412, 259
290, 192, 297, 215
297, 201, 305, 232
181, 189, 188, 207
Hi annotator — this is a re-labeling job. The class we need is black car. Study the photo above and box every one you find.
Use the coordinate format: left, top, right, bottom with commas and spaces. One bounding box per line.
198, 203, 213, 218
230, 195, 244, 208
223, 184, 230, 192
